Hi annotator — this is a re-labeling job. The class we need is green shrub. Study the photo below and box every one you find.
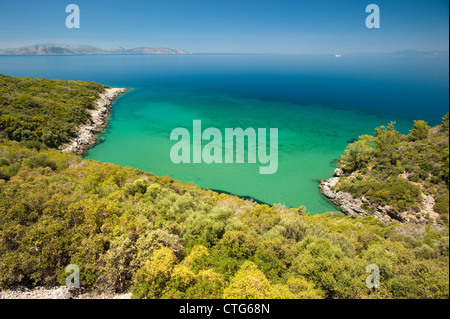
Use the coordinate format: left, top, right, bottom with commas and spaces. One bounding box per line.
414, 245, 436, 260
24, 153, 57, 170
434, 193, 449, 216
123, 179, 149, 196
409, 120, 430, 141
131, 247, 178, 299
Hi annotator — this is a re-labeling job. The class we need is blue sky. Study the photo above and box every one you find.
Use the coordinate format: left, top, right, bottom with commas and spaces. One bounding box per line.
0, 0, 448, 53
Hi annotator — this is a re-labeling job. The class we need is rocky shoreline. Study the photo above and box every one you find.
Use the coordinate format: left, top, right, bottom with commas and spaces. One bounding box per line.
0, 286, 131, 299
320, 172, 392, 223
60, 87, 129, 155
320, 169, 440, 224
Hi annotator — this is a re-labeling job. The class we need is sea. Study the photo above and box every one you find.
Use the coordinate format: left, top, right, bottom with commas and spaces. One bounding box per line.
0, 53, 448, 214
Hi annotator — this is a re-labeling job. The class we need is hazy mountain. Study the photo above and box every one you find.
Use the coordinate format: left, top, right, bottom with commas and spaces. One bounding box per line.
347, 50, 449, 58
0, 44, 190, 55
72, 46, 109, 55
0, 45, 75, 55
126, 47, 190, 54
109, 46, 127, 54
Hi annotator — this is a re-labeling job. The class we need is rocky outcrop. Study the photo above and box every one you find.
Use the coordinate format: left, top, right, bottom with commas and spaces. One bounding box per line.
320, 177, 392, 223
320, 171, 440, 225
60, 88, 128, 155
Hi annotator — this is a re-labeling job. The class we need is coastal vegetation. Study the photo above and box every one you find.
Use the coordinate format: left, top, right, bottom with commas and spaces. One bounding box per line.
0, 74, 448, 299
337, 116, 449, 224
0, 74, 107, 148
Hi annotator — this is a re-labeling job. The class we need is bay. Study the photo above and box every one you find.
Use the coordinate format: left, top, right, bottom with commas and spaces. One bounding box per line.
0, 54, 448, 213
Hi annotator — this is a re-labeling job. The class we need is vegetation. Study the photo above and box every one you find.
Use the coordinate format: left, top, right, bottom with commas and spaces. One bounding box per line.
338, 116, 449, 224
0, 141, 447, 298
0, 75, 448, 299
0, 74, 107, 147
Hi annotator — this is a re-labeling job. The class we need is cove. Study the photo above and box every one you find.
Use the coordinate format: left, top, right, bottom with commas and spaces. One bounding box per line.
1, 54, 447, 214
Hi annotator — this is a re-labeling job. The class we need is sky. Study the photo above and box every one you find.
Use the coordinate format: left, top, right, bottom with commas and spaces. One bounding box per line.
0, 0, 448, 54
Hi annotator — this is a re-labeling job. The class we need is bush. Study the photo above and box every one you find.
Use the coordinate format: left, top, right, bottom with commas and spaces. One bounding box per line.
409, 120, 430, 141
414, 245, 436, 260
434, 193, 449, 216
340, 177, 421, 212
131, 247, 178, 299
222, 261, 275, 299
123, 179, 148, 196
24, 153, 57, 170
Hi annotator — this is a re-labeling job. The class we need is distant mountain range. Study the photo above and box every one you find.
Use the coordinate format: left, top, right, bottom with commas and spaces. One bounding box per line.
0, 44, 190, 55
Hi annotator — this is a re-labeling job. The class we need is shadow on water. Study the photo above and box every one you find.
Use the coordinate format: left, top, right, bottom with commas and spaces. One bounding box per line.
329, 158, 340, 168
209, 188, 270, 206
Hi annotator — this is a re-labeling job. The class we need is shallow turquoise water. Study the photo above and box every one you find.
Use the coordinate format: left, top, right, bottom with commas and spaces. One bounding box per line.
84, 86, 413, 214
0, 54, 448, 214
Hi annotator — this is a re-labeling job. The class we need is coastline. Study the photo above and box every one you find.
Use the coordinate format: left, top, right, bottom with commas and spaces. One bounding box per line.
319, 175, 392, 223
60, 87, 128, 155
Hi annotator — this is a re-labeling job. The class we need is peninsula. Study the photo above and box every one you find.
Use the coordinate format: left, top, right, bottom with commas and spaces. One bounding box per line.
320, 118, 449, 225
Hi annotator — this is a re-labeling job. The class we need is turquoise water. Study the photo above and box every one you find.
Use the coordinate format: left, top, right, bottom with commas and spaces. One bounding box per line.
0, 54, 448, 214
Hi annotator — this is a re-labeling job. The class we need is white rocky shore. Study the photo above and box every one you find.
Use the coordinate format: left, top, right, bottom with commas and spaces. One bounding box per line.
60, 88, 128, 155
0, 286, 131, 299
320, 169, 440, 224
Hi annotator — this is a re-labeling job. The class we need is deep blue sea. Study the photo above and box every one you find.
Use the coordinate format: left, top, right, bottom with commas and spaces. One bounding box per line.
0, 54, 448, 213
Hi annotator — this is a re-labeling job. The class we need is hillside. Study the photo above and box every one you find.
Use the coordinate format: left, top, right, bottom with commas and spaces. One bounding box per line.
0, 75, 448, 299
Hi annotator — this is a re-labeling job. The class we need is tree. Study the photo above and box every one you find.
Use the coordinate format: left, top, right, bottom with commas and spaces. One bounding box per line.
374, 122, 401, 166
408, 120, 430, 141
441, 113, 449, 132
340, 135, 374, 172
131, 247, 177, 299
222, 261, 275, 299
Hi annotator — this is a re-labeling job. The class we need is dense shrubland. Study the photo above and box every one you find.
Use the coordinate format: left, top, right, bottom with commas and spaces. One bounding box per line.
0, 74, 107, 147
337, 115, 449, 224
0, 75, 448, 298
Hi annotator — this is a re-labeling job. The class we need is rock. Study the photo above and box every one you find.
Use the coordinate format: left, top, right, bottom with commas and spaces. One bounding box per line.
48, 287, 72, 299
319, 176, 442, 224
333, 168, 344, 177
320, 177, 339, 200
0, 286, 131, 299
320, 177, 391, 223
